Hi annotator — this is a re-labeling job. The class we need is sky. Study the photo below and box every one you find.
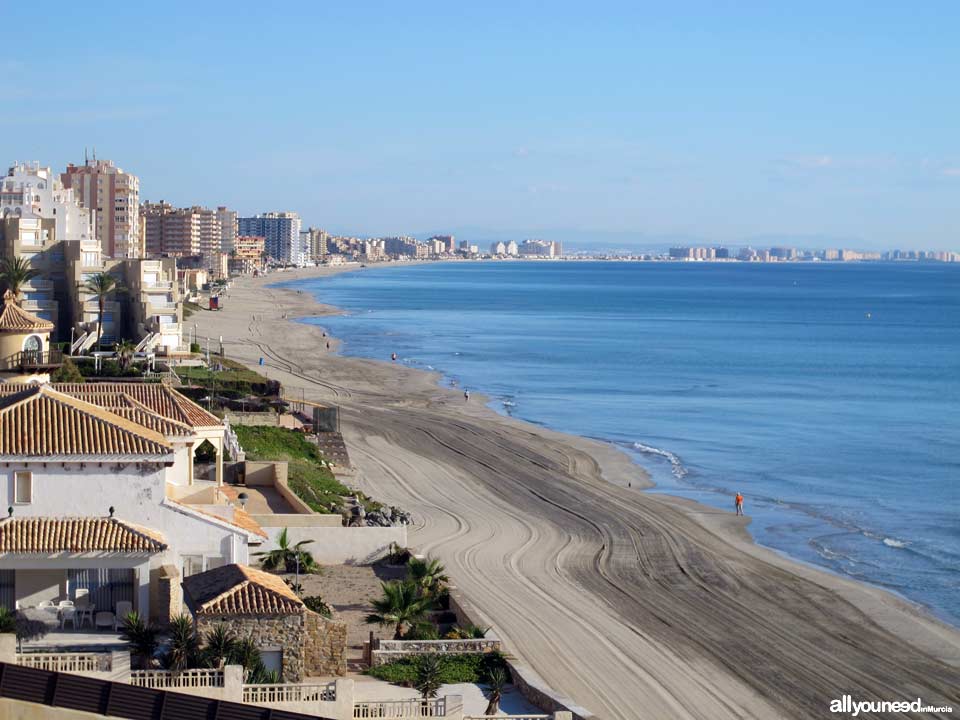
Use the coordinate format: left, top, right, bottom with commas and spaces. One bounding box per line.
2, 2, 958, 251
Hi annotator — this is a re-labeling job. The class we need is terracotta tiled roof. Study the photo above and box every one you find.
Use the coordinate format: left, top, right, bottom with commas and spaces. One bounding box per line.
0, 295, 54, 332
0, 385, 172, 458
52, 383, 222, 429
0, 516, 167, 553
102, 395, 194, 437
228, 508, 268, 539
165, 498, 268, 540
183, 564, 304, 616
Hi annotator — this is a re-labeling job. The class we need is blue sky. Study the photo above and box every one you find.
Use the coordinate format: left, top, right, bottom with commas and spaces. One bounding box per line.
3, 2, 957, 250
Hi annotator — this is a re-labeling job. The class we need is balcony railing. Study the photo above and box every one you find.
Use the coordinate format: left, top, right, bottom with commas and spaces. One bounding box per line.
0, 349, 63, 371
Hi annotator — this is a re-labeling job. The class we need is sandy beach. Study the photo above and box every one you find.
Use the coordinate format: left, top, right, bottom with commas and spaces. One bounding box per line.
193, 265, 960, 720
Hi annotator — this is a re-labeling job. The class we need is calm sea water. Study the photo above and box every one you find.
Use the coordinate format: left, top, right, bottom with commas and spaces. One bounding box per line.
283, 261, 960, 624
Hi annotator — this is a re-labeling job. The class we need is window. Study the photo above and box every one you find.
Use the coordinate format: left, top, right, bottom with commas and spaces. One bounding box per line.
182, 555, 203, 578
14, 471, 32, 504
22, 335, 42, 353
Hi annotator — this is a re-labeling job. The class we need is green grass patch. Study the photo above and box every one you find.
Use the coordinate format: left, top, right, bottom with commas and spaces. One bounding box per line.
182, 301, 202, 319
234, 426, 348, 513
366, 652, 509, 685
174, 358, 269, 389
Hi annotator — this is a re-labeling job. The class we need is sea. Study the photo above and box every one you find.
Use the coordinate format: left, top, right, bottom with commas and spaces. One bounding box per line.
281, 261, 960, 625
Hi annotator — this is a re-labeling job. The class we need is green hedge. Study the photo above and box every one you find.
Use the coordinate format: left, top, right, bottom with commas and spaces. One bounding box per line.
366, 652, 509, 685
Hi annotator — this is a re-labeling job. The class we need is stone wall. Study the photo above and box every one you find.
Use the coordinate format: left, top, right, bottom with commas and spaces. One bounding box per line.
151, 564, 182, 627
195, 612, 306, 682
303, 610, 348, 676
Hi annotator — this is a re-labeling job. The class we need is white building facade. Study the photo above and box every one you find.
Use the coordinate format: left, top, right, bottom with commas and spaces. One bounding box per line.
238, 212, 302, 265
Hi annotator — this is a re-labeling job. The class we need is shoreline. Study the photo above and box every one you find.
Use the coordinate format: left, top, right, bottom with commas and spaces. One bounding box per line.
276, 262, 955, 626
197, 264, 960, 720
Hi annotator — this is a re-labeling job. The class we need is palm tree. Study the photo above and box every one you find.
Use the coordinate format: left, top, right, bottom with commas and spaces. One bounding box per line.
415, 654, 443, 700
115, 339, 137, 371
81, 272, 123, 350
483, 667, 508, 715
0, 257, 40, 303
165, 614, 199, 672
227, 637, 265, 682
365, 579, 433, 640
253, 527, 319, 573
408, 556, 449, 599
202, 624, 237, 669
120, 612, 160, 669
0, 607, 15, 634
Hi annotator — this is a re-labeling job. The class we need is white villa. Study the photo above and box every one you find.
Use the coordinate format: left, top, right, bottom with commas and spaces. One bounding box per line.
0, 292, 264, 624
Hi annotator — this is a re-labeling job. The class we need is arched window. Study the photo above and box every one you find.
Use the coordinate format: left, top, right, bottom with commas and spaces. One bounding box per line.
22, 335, 42, 353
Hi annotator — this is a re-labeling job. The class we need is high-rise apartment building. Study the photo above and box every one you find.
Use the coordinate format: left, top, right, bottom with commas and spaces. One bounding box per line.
238, 212, 302, 264
142, 203, 225, 271
306, 227, 328, 262
216, 206, 237, 255
61, 157, 140, 258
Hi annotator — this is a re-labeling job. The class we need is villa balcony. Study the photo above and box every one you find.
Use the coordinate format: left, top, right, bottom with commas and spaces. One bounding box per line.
0, 349, 63, 372
144, 281, 174, 291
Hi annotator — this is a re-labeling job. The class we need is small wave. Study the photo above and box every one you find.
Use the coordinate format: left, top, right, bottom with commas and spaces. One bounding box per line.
501, 399, 516, 407
632, 442, 688, 478
883, 538, 907, 549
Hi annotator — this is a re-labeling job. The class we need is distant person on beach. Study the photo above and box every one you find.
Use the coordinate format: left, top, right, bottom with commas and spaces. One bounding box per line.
735, 492, 744, 516
391, 352, 397, 361
464, 390, 470, 402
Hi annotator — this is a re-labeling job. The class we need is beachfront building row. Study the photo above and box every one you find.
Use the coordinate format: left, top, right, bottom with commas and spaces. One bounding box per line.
141, 202, 238, 278
0, 294, 259, 625
0, 161, 185, 351
238, 212, 303, 266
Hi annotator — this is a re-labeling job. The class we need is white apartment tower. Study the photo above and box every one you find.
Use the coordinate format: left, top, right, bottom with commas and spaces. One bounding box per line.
61, 156, 141, 258
238, 212, 302, 264
2, 162, 94, 244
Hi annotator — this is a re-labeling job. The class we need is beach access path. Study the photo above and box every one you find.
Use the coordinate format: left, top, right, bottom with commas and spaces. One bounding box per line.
194, 267, 960, 720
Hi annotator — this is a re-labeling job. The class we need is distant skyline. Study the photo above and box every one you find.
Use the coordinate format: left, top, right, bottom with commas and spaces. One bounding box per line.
4, 2, 958, 251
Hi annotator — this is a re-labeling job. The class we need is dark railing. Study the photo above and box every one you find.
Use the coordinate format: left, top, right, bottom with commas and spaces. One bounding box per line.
0, 349, 63, 371
0, 662, 330, 720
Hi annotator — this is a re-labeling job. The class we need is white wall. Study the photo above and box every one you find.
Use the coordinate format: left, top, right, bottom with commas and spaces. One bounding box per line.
0, 463, 248, 575
261, 525, 407, 565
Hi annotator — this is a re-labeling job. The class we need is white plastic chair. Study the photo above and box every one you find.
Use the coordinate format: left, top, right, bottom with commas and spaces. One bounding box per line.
58, 600, 74, 609
38, 600, 54, 609
114, 601, 133, 630
95, 611, 115, 631
59, 607, 77, 630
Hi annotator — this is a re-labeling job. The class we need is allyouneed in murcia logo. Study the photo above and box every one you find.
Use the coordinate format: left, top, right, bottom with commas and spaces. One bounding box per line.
830, 695, 953, 716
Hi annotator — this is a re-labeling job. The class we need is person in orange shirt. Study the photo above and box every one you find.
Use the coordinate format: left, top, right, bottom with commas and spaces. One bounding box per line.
735, 492, 744, 516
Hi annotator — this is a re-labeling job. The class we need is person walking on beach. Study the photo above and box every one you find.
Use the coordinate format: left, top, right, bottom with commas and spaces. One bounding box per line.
735, 492, 744, 516
464, 389, 470, 402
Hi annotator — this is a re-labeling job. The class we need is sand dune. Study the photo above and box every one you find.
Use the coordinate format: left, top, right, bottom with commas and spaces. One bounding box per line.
195, 268, 960, 719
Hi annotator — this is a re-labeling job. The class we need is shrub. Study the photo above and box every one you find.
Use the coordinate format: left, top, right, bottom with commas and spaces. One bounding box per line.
303, 596, 332, 618
385, 543, 412, 565
445, 624, 490, 640
51, 358, 85, 383
366, 652, 509, 685
190, 342, 201, 354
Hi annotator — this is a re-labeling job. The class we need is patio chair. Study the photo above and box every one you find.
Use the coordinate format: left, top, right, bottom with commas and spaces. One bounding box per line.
38, 600, 55, 609
94, 611, 115, 631
114, 601, 133, 630
60, 607, 77, 630
58, 600, 74, 608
